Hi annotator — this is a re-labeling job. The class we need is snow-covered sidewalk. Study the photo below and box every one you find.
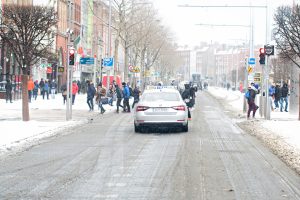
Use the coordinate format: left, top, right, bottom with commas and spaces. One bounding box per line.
0, 93, 119, 155
207, 86, 300, 174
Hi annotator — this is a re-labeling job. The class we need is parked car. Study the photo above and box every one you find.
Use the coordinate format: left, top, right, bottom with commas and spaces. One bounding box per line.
133, 87, 188, 133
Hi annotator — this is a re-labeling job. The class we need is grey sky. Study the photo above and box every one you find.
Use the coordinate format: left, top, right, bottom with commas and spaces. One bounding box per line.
152, 0, 294, 47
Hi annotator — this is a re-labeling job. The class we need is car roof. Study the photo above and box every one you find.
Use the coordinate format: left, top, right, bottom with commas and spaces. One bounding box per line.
143, 88, 179, 94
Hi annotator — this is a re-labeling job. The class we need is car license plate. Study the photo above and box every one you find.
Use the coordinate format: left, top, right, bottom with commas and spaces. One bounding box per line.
153, 108, 168, 112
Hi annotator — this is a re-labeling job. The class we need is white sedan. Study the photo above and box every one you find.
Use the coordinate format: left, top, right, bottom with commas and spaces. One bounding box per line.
133, 87, 189, 133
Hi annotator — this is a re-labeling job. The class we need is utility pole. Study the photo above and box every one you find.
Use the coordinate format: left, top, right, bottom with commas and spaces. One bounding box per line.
106, 0, 112, 90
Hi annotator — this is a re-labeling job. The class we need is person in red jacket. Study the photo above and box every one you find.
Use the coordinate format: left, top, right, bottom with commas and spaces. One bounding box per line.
27, 78, 34, 103
72, 80, 79, 105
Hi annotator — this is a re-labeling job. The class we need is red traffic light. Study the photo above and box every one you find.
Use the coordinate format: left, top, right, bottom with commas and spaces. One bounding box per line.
69, 49, 75, 55
259, 48, 265, 55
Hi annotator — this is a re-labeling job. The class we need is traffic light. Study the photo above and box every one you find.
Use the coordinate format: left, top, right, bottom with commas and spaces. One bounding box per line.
259, 47, 265, 65
101, 58, 104, 66
69, 48, 75, 65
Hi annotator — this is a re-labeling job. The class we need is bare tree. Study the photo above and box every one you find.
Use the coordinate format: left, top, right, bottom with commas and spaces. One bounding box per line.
273, 5, 300, 120
0, 5, 57, 121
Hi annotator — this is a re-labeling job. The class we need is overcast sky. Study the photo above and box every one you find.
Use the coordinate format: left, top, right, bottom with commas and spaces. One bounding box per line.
152, 0, 294, 47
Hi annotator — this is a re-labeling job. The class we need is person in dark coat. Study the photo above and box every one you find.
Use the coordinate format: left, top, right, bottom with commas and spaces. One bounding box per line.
5, 79, 13, 103
87, 81, 96, 111
181, 84, 192, 119
246, 85, 259, 119
60, 83, 67, 104
132, 86, 141, 109
274, 83, 282, 110
115, 84, 123, 113
280, 82, 289, 112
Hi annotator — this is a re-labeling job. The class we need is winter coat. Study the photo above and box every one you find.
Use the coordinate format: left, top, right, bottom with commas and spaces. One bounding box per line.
122, 85, 130, 99
72, 83, 78, 95
28, 80, 34, 91
115, 86, 123, 99
33, 82, 39, 92
133, 88, 140, 101
274, 86, 282, 100
181, 88, 190, 100
247, 88, 257, 103
281, 84, 289, 98
5, 81, 12, 92
269, 86, 275, 97
44, 82, 49, 92
87, 84, 96, 99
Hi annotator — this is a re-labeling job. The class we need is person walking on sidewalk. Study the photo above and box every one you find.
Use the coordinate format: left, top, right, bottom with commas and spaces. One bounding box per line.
245, 85, 259, 119
122, 82, 130, 112
72, 81, 79, 105
33, 80, 39, 100
280, 82, 289, 112
27, 78, 34, 103
96, 83, 106, 114
39, 78, 45, 97
43, 80, 50, 100
60, 83, 67, 104
115, 84, 123, 113
50, 80, 57, 99
86, 81, 96, 111
5, 79, 13, 103
274, 83, 282, 110
269, 84, 275, 111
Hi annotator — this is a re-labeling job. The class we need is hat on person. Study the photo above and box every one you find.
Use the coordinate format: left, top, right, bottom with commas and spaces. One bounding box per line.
122, 82, 126, 86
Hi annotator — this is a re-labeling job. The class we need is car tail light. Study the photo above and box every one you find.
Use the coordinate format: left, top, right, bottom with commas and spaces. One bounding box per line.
136, 106, 149, 112
172, 105, 185, 111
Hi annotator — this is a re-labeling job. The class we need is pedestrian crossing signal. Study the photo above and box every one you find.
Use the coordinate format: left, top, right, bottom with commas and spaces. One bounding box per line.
69, 48, 75, 66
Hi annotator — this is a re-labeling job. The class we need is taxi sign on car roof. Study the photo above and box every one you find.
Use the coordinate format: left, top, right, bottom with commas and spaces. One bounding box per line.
146, 85, 177, 90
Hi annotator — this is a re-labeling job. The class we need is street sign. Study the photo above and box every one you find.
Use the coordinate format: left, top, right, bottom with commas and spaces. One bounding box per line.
254, 72, 261, 83
248, 57, 255, 65
80, 57, 94, 65
247, 66, 253, 73
103, 57, 114, 67
58, 67, 64, 72
264, 44, 275, 56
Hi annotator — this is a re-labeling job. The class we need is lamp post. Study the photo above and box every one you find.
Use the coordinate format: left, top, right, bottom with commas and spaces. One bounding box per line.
106, 0, 112, 91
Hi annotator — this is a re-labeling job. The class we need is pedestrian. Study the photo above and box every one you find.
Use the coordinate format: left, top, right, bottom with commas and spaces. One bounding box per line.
115, 84, 123, 113
132, 86, 141, 109
72, 80, 78, 105
50, 80, 57, 99
77, 80, 81, 94
245, 84, 259, 119
43, 80, 50, 100
269, 83, 275, 111
39, 78, 45, 97
87, 81, 96, 111
27, 78, 34, 103
96, 83, 106, 114
122, 82, 130, 112
280, 82, 289, 112
33, 80, 39, 100
181, 84, 192, 120
60, 83, 67, 104
274, 83, 282, 110
5, 79, 13, 103
107, 84, 115, 106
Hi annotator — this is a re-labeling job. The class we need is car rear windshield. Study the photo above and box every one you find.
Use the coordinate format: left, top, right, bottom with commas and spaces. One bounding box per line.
142, 92, 180, 101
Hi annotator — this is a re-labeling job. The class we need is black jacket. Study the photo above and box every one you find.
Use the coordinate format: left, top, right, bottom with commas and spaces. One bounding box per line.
274, 86, 282, 100
281, 84, 289, 98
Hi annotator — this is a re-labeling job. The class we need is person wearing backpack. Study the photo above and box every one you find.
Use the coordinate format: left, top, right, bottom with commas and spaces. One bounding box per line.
245, 85, 259, 119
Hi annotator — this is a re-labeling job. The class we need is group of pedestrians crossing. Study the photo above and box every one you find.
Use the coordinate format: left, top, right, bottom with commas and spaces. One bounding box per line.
85, 80, 141, 114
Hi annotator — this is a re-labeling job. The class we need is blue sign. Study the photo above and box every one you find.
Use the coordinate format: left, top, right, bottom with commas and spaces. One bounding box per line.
248, 58, 255, 65
80, 57, 94, 65
103, 57, 114, 67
